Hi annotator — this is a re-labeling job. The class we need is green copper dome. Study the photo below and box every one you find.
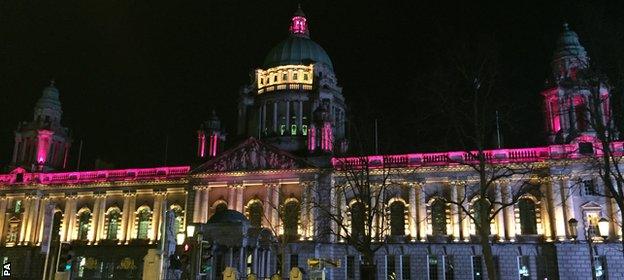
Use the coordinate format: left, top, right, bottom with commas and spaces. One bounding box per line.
263, 6, 333, 70
263, 35, 334, 70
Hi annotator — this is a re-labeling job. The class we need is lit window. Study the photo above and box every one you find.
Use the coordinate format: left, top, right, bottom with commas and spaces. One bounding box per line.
283, 200, 300, 240
431, 199, 448, 235
472, 256, 483, 280
136, 208, 151, 239
390, 201, 406, 236
302, 125, 308, 136
303, 74, 308, 80
283, 73, 288, 81
429, 255, 439, 280
518, 256, 530, 280
77, 210, 92, 241
280, 125, 286, 135
291, 124, 298, 135
518, 198, 537, 235
246, 201, 263, 228
106, 209, 121, 240
293, 73, 298, 80
14, 200, 22, 214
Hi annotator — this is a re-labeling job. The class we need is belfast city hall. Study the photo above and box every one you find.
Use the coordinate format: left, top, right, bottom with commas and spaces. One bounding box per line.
1, 6, 624, 280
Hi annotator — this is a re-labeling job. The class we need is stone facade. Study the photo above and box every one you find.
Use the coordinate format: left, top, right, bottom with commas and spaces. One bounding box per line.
1, 7, 623, 280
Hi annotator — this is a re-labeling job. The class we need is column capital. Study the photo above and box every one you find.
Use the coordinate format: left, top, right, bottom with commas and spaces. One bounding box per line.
65, 193, 78, 200
154, 190, 168, 196
123, 191, 137, 197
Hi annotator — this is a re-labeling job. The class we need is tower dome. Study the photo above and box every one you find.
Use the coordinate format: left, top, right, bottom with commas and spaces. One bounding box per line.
553, 23, 587, 61
263, 6, 334, 70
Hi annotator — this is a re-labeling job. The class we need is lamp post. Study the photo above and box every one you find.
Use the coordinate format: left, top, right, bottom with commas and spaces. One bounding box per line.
568, 217, 609, 280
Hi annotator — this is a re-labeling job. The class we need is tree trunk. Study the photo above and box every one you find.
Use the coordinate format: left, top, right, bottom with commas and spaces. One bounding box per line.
479, 232, 497, 280
360, 252, 376, 280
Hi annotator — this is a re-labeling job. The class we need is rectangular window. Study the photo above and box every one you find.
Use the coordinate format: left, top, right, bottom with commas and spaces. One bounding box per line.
402, 255, 411, 280
387, 255, 396, 280
347, 256, 355, 280
518, 256, 530, 280
303, 73, 308, 80
584, 180, 598, 196
444, 256, 454, 280
428, 255, 439, 280
290, 254, 298, 268
472, 256, 483, 280
293, 73, 298, 80
283, 73, 288, 81
594, 256, 607, 280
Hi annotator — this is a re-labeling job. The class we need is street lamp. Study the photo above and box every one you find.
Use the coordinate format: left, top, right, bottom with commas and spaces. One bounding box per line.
176, 233, 186, 245
598, 218, 609, 240
568, 217, 608, 280
186, 224, 196, 238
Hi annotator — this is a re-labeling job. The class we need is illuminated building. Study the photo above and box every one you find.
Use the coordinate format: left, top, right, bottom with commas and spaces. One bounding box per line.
0, 7, 622, 280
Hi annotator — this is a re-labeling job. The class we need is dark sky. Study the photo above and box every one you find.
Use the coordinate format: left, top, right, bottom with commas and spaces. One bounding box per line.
1, 1, 623, 170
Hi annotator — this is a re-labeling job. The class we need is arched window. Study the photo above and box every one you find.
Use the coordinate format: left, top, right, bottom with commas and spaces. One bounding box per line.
283, 199, 300, 239
431, 199, 447, 235
77, 209, 92, 241
518, 198, 538, 235
246, 200, 263, 228
6, 217, 21, 244
106, 208, 121, 240
350, 201, 365, 238
170, 205, 184, 234
389, 201, 406, 236
52, 211, 63, 241
136, 207, 152, 239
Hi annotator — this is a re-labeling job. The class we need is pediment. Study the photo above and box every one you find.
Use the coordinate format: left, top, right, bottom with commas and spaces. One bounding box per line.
581, 201, 603, 210
193, 138, 313, 173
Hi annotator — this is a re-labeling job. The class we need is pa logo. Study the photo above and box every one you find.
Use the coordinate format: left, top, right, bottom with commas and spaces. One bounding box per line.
1, 262, 10, 277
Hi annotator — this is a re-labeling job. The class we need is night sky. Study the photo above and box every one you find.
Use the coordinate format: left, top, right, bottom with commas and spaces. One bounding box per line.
1, 1, 623, 170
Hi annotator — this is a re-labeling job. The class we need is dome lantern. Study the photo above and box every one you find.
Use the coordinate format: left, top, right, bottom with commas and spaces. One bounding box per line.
289, 4, 309, 38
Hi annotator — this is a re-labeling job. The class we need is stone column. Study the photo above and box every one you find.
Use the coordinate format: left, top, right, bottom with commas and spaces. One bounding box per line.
417, 183, 427, 241
0, 197, 6, 243
18, 197, 31, 244
236, 185, 244, 213
300, 183, 308, 239
91, 194, 102, 243
264, 184, 272, 228
152, 191, 165, 242
297, 101, 303, 130
192, 187, 202, 223
539, 181, 553, 240
124, 193, 137, 242
458, 186, 470, 241
408, 184, 417, 239
201, 187, 210, 222
97, 194, 107, 242
120, 193, 131, 243
563, 178, 576, 239
494, 183, 505, 239
24, 194, 42, 244
450, 183, 460, 241
285, 101, 290, 129
67, 197, 78, 241
502, 181, 516, 241
35, 197, 49, 244
273, 102, 278, 132
62, 195, 76, 242
228, 186, 236, 211
272, 184, 280, 234
550, 176, 567, 240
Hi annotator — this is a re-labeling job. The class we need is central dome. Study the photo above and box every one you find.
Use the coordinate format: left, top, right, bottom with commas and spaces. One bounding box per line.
262, 6, 333, 71
263, 36, 334, 70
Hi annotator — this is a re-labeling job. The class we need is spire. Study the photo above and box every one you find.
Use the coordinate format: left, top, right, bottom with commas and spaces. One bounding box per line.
289, 4, 309, 37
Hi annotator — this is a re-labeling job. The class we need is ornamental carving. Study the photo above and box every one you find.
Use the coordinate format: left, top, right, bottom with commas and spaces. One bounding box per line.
203, 139, 303, 172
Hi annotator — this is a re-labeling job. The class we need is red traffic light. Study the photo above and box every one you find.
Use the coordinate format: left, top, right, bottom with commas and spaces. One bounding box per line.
184, 243, 190, 252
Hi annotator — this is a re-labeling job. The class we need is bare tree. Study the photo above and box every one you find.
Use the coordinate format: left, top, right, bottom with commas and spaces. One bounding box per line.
311, 157, 396, 280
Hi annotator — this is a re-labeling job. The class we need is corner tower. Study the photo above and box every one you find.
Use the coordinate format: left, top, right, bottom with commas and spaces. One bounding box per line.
542, 23, 614, 144
11, 81, 72, 171
237, 6, 347, 153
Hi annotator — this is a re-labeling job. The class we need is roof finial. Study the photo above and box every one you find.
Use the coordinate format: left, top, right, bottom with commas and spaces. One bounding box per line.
49, 78, 56, 87
563, 22, 569, 31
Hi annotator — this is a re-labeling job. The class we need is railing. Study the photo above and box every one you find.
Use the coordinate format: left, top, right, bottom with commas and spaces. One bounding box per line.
332, 142, 624, 169
0, 166, 190, 186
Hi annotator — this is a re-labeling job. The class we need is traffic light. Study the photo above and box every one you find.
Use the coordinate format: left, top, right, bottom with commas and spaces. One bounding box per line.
56, 243, 72, 272
199, 242, 213, 274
